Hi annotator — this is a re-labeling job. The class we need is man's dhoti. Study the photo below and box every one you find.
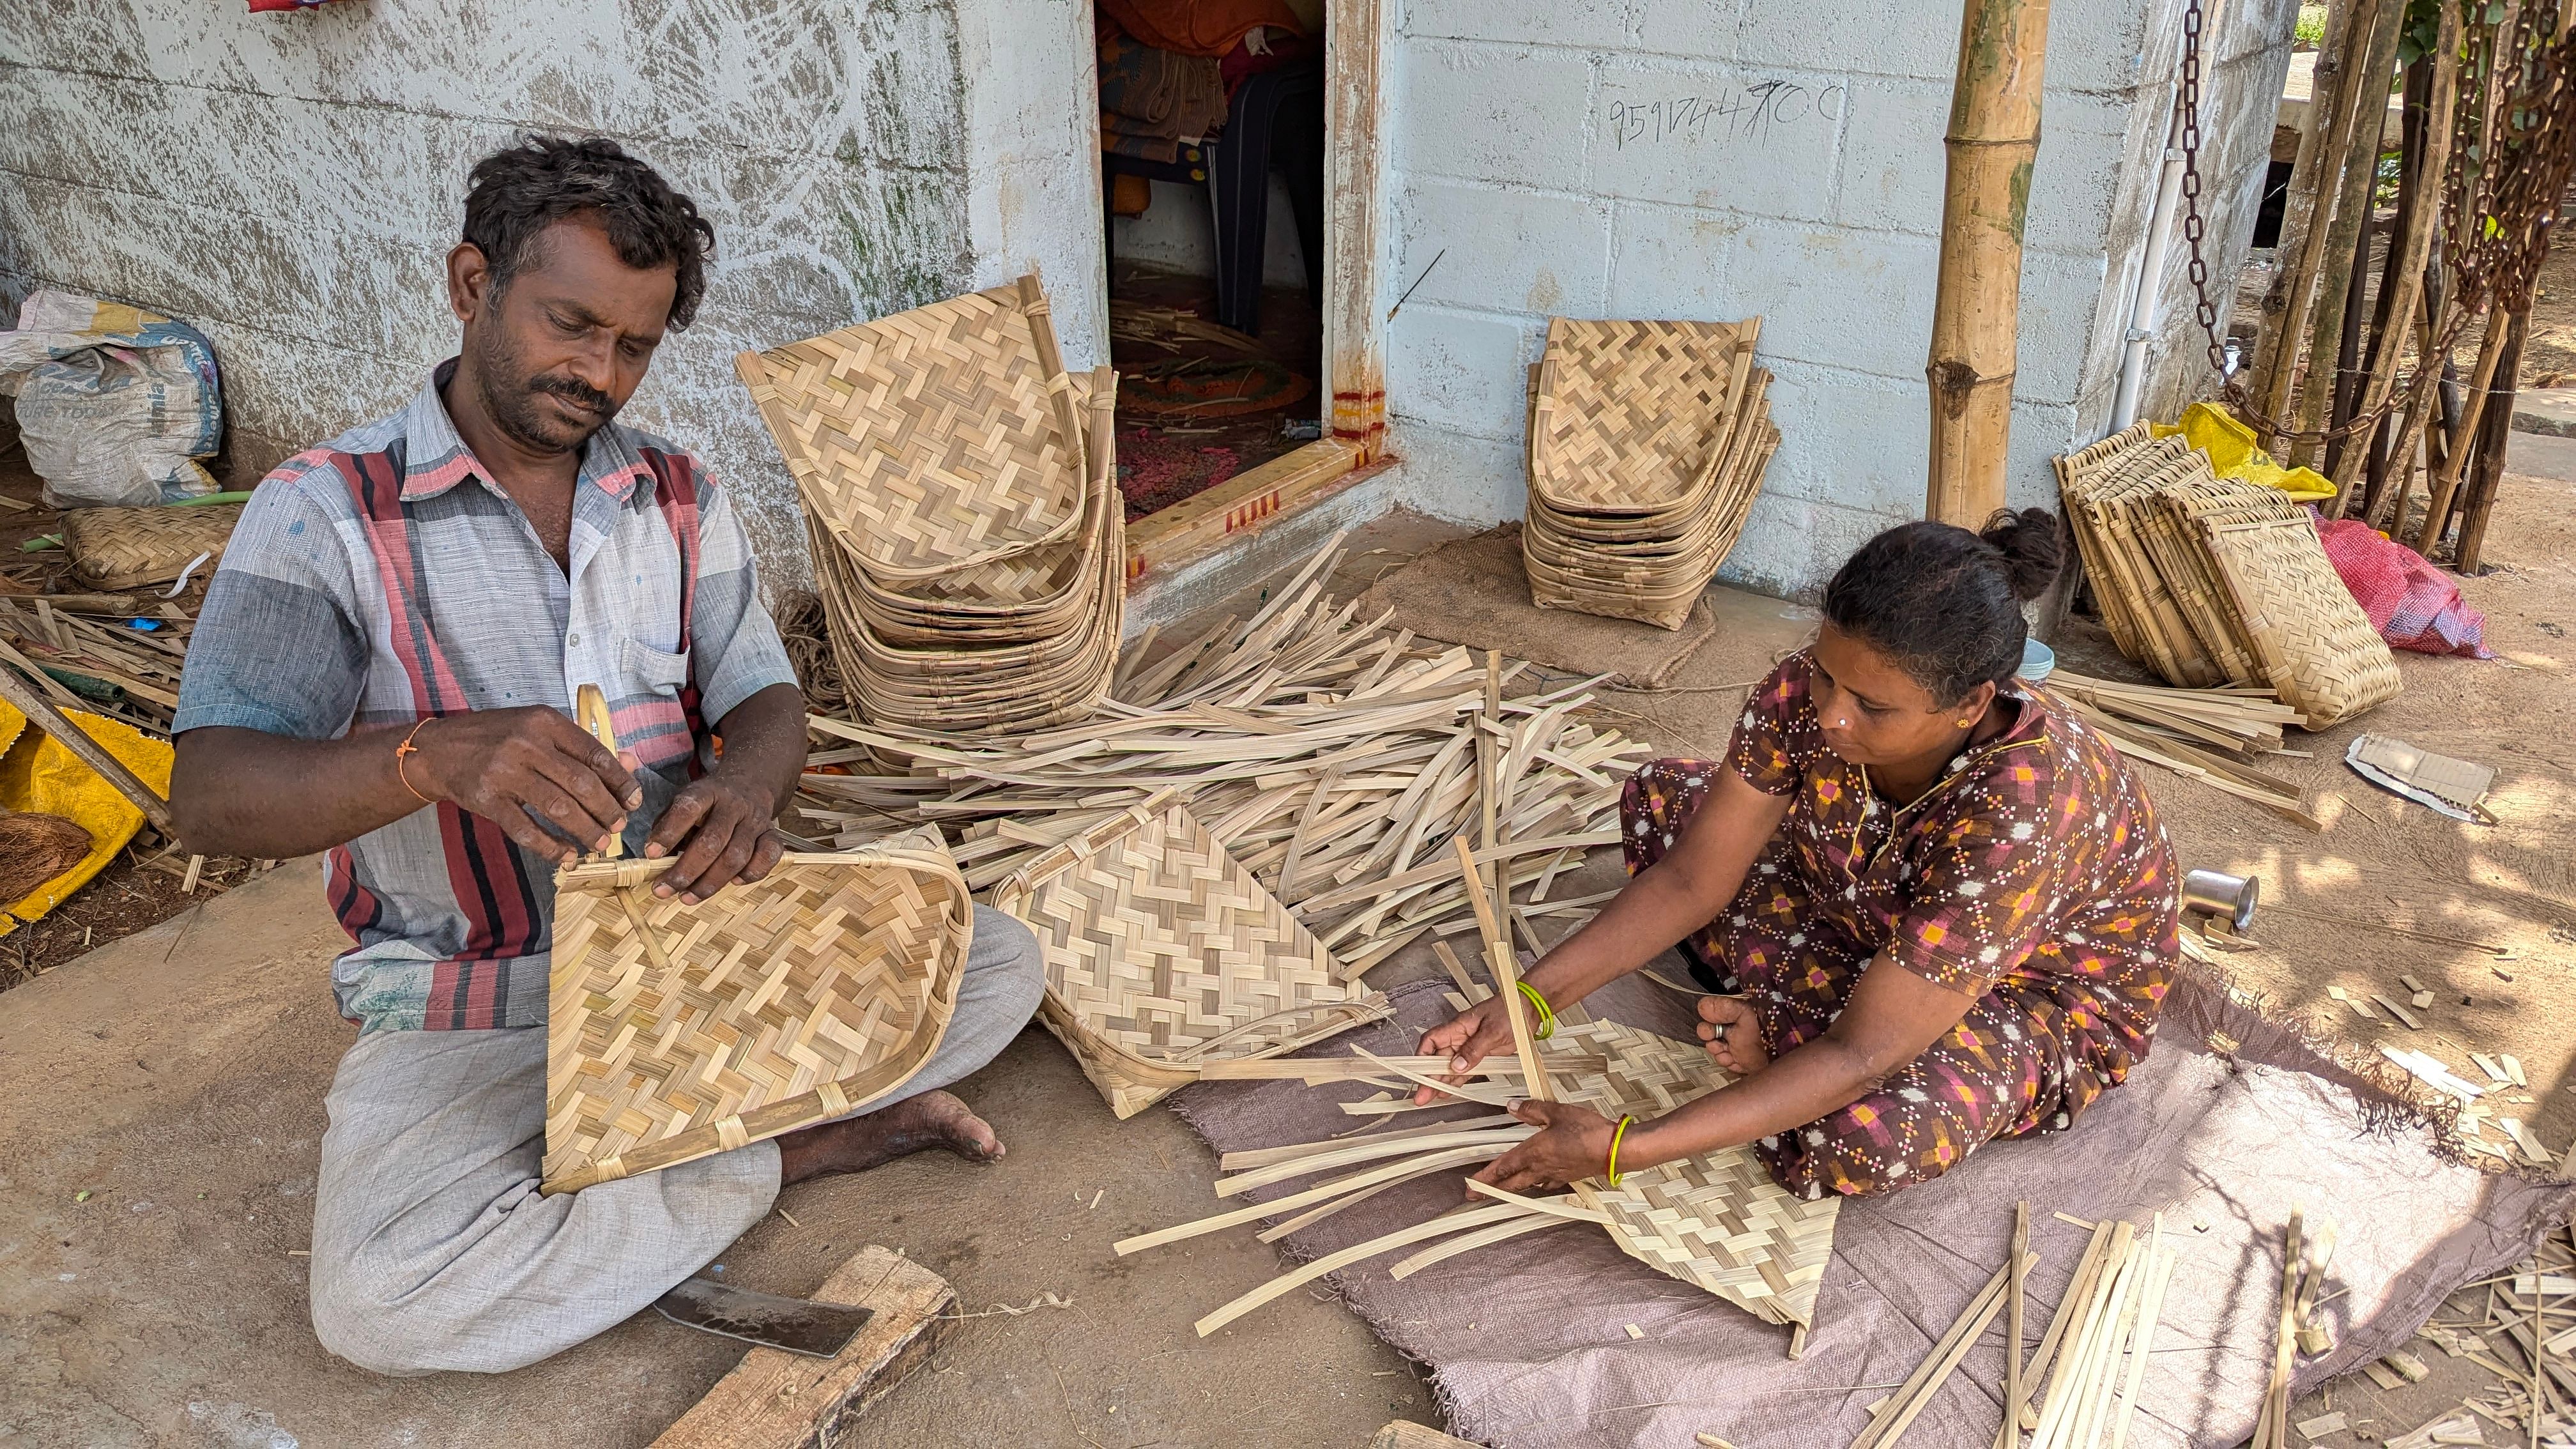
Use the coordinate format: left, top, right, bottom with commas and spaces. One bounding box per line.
307, 905, 1045, 1376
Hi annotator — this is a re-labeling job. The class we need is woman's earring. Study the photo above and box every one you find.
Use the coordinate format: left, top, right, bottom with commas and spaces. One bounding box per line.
1955, 717, 1974, 728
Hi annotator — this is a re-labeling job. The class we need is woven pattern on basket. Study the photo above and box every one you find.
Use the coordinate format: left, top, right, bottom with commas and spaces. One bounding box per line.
1551, 1019, 1840, 1328
2055, 427, 2401, 725
743, 277, 1126, 737
62, 503, 244, 590
739, 280, 1084, 580
992, 798, 1389, 1118
1529, 319, 1745, 513
541, 845, 972, 1195
2173, 482, 2403, 725
1522, 317, 1778, 630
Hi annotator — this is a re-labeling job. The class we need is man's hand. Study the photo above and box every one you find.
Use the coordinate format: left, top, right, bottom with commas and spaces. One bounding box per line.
411, 707, 641, 865
645, 776, 787, 903
1471, 1100, 1621, 1195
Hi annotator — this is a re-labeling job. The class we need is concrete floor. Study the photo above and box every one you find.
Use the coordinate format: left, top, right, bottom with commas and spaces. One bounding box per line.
6, 433, 2575, 1446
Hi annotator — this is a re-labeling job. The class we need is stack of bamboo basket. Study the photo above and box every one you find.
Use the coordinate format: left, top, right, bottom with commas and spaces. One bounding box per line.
739, 275, 1123, 735
2056, 422, 2400, 727
1522, 317, 1778, 630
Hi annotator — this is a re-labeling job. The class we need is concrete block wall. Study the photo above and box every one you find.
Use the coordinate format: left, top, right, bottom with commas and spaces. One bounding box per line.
1378, 0, 2297, 598
0, 0, 1100, 595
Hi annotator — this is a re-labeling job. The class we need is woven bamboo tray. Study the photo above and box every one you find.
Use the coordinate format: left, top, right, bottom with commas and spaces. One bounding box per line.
1528, 318, 1757, 516
1528, 371, 1775, 546
2174, 483, 2401, 726
739, 274, 1088, 580
62, 503, 245, 590
540, 843, 973, 1195
992, 797, 1391, 1118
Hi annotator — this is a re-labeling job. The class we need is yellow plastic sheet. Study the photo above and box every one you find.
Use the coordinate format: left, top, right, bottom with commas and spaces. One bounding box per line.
0, 699, 175, 933
2150, 402, 2336, 503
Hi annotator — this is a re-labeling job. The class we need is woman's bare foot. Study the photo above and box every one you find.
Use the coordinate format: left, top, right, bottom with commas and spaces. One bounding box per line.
775, 1090, 1004, 1186
1696, 995, 1772, 1077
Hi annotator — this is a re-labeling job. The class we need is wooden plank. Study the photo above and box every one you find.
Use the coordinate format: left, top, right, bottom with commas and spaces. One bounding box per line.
650, 1245, 954, 1449
1322, 0, 1390, 459
1124, 439, 1363, 581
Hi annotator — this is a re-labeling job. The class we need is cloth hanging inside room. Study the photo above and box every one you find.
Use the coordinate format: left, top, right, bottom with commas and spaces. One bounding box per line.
1098, 24, 1231, 163
1096, 0, 1304, 57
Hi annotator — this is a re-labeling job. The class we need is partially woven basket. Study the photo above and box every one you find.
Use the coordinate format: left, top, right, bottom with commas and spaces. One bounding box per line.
992, 798, 1390, 1118
1555, 1018, 1840, 1328
540, 843, 973, 1195
62, 503, 244, 590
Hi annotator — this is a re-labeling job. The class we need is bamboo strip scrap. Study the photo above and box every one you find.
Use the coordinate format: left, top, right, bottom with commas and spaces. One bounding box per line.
1857, 1251, 2040, 1449
1194, 1202, 1539, 1336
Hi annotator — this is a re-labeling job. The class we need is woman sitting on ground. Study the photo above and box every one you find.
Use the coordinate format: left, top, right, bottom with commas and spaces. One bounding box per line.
1422, 510, 2181, 1200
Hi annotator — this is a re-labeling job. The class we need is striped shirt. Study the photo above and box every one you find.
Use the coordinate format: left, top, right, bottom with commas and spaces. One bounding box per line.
174, 362, 797, 1033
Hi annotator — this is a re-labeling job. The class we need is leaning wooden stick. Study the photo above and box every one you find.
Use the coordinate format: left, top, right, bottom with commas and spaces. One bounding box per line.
1452, 834, 1551, 1101
0, 650, 176, 835
574, 684, 625, 859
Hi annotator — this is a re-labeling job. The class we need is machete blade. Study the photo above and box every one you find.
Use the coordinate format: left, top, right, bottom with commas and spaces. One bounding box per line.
653, 1276, 873, 1358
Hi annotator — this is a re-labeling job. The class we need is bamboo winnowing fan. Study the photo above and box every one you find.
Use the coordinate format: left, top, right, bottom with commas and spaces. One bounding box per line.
1122, 1016, 1840, 1333
540, 843, 974, 1195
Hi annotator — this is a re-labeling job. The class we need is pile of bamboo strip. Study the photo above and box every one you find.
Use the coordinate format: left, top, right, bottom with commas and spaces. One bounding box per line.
1848, 1204, 2180, 1449
0, 593, 191, 740
2043, 670, 2318, 825
796, 540, 1649, 977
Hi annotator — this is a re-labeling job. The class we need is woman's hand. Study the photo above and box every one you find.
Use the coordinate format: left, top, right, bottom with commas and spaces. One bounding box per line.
1409, 994, 1521, 1105
1471, 1100, 1621, 1194
1696, 994, 1771, 1075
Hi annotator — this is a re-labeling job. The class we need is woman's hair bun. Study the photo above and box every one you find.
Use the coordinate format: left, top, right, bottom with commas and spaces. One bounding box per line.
1979, 507, 2064, 602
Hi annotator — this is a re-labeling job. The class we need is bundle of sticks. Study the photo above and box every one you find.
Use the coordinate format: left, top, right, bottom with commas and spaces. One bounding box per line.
797, 542, 1649, 976
1854, 1204, 2182, 1449
0, 592, 191, 739
2043, 670, 2317, 827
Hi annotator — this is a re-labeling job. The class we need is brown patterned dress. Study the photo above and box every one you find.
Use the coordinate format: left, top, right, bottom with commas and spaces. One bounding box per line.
1622, 652, 2180, 1200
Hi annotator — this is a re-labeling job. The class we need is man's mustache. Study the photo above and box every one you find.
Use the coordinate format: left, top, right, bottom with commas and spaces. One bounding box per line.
530, 374, 617, 418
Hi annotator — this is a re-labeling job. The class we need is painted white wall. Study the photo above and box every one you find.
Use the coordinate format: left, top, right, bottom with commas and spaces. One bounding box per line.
0, 0, 978, 592
954, 0, 1112, 370
1374, 0, 2299, 597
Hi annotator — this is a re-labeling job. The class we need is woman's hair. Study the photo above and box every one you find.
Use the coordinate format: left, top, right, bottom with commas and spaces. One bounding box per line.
1820, 509, 2064, 706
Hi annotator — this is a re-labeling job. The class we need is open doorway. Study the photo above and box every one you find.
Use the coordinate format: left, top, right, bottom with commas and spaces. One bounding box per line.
1094, 0, 1330, 519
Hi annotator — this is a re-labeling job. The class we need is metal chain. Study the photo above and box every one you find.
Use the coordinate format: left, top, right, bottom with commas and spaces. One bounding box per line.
2168, 0, 2520, 449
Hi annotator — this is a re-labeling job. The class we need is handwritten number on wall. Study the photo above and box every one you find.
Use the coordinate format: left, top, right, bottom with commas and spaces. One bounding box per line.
1609, 81, 1850, 149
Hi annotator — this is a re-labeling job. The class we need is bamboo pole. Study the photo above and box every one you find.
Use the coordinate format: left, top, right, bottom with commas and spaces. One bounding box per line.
1925, 0, 2053, 527
2414, 309, 2513, 553
2285, 0, 2407, 467
2246, 0, 2372, 439
2329, 11, 2457, 513
2453, 304, 2529, 572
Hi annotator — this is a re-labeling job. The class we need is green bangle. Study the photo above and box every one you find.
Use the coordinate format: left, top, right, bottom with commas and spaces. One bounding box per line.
1605, 1114, 1637, 1187
1515, 979, 1556, 1040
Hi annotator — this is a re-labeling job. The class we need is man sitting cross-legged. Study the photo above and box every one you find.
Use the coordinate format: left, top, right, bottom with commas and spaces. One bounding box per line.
169, 135, 1045, 1377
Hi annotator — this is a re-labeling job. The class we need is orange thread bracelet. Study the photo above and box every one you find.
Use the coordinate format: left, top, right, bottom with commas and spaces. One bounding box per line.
394, 717, 437, 804
1605, 1114, 1637, 1187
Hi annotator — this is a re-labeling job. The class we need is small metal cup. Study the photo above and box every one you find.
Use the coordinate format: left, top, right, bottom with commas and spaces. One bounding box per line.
2180, 869, 2259, 933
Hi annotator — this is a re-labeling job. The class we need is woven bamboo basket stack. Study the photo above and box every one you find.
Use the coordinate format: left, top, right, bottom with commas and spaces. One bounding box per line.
540, 839, 974, 1195
2056, 423, 2400, 726
1522, 317, 1779, 630
993, 795, 1391, 1118
739, 275, 1124, 735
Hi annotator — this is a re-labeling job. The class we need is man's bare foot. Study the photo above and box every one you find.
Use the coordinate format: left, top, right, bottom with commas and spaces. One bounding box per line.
1695, 995, 1772, 1077
775, 1090, 1004, 1186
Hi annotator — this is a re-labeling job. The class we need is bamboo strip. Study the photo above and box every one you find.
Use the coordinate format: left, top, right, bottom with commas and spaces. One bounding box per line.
1219, 1112, 1521, 1170
1455, 835, 1551, 1101
1112, 1140, 1528, 1255
1193, 1202, 1538, 1336
1388, 1211, 1579, 1280
2103, 1238, 2177, 1449
1862, 1252, 2041, 1449
2010, 1221, 2118, 1440
1216, 1127, 1533, 1197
